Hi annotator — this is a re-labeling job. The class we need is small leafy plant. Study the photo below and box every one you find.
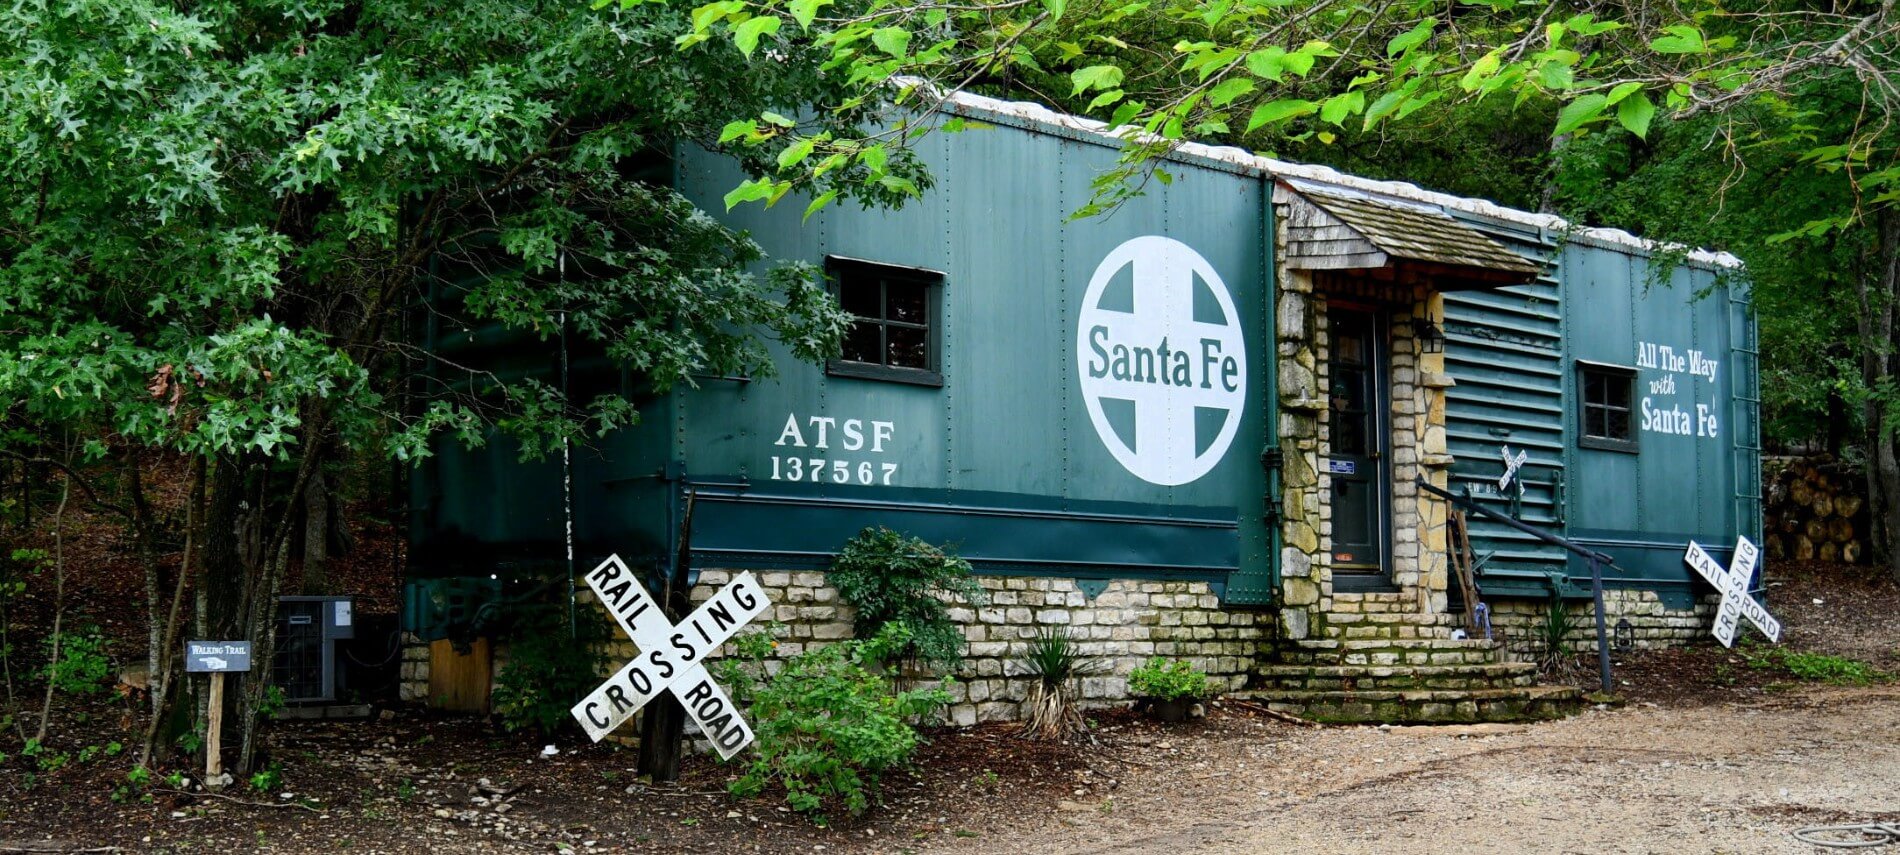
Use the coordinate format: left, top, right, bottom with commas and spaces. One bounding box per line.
250, 762, 283, 793
828, 527, 985, 673
718, 623, 952, 824
42, 623, 112, 697
1127, 658, 1208, 702
490, 590, 611, 735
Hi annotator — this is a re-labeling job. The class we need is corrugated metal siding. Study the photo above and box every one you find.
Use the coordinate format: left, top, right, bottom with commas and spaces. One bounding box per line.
1441, 219, 1567, 575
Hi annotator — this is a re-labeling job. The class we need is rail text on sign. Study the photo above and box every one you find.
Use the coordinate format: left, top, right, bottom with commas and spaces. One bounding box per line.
570, 556, 771, 758
1683, 537, 1780, 648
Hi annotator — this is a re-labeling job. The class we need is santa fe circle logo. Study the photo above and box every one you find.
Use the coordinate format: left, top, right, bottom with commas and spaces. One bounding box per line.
1077, 235, 1247, 486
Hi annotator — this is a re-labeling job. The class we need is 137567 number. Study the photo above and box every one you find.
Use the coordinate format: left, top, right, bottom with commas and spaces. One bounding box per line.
769, 456, 897, 486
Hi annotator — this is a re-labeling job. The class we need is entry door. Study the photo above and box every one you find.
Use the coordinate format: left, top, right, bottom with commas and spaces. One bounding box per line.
1327, 309, 1389, 575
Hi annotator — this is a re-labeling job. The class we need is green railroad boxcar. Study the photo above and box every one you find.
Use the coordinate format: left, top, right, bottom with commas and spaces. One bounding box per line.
403, 88, 1758, 720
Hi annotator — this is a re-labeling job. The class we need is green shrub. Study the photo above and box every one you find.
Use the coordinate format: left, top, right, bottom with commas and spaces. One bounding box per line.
718, 623, 951, 823
42, 624, 112, 697
490, 599, 610, 735
828, 527, 985, 673
1127, 658, 1208, 701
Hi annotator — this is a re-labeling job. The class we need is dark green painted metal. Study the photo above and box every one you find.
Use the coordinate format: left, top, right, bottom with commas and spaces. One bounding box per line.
1559, 242, 1752, 597
660, 115, 1275, 597
1441, 217, 1568, 574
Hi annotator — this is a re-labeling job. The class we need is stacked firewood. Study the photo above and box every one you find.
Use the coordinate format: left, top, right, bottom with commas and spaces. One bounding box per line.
1764, 456, 1868, 564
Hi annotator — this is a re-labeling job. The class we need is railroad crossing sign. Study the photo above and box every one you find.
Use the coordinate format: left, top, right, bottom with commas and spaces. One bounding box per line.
1497, 445, 1528, 492
569, 556, 771, 759
1683, 536, 1781, 648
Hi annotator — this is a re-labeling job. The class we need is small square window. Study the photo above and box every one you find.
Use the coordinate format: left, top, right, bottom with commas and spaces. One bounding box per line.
1578, 361, 1637, 453
825, 257, 944, 386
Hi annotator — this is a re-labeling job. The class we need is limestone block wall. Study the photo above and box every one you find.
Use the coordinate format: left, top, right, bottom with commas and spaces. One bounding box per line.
398, 571, 1271, 727
1487, 589, 1721, 655
683, 570, 1269, 727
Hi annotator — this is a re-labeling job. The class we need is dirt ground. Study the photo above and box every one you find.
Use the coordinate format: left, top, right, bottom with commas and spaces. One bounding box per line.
0, 541, 1896, 853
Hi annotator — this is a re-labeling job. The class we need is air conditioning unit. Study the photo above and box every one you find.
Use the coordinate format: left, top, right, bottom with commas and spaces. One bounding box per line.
274, 596, 355, 703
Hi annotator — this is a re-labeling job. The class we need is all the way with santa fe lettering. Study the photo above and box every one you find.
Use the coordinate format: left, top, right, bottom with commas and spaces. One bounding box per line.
569, 556, 771, 758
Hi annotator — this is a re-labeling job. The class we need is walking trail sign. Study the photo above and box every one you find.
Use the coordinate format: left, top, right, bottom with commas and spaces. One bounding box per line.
570, 555, 771, 759
1683, 536, 1781, 648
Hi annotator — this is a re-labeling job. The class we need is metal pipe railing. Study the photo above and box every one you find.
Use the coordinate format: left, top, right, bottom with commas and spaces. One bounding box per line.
1418, 478, 1614, 694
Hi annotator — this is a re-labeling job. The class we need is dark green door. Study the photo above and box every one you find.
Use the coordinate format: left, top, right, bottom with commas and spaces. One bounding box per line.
1327, 308, 1389, 578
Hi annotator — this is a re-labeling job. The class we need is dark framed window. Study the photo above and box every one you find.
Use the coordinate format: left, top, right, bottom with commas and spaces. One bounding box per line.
825, 256, 943, 386
1578, 361, 1638, 452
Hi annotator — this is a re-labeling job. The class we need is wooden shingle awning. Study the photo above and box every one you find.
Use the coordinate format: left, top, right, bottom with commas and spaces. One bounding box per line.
1276, 181, 1542, 287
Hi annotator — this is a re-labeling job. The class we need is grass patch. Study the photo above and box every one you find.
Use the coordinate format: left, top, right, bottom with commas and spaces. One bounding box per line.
1745, 647, 1886, 686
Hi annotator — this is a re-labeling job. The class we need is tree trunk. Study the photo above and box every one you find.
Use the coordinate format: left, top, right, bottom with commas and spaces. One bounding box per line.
35, 470, 72, 743
141, 457, 206, 767
302, 467, 330, 595
1860, 206, 1900, 585
127, 461, 163, 716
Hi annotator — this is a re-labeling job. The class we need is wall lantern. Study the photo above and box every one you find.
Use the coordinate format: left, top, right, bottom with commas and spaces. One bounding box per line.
1614, 617, 1634, 653
1418, 320, 1447, 354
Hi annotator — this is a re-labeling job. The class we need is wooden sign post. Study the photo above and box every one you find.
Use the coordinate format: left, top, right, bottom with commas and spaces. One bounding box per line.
185, 641, 253, 780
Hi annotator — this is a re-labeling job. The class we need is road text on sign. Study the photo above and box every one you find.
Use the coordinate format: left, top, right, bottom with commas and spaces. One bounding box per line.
1683, 537, 1781, 648
569, 556, 771, 759
184, 641, 252, 673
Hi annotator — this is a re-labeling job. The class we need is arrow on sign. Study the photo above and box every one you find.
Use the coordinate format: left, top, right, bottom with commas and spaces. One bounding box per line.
569, 556, 772, 759
1683, 537, 1780, 648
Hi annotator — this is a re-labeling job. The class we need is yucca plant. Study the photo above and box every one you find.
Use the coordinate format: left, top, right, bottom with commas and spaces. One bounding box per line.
1017, 626, 1095, 742
1534, 596, 1582, 682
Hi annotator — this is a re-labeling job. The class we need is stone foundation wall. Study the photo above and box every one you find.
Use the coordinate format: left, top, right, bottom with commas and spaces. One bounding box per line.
397, 571, 1272, 727
683, 570, 1268, 726
1487, 589, 1720, 656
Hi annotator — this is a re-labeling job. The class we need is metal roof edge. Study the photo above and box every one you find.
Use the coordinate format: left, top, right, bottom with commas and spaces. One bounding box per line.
924, 85, 1745, 271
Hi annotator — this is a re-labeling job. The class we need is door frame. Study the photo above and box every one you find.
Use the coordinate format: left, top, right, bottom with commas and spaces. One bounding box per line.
1326, 303, 1395, 585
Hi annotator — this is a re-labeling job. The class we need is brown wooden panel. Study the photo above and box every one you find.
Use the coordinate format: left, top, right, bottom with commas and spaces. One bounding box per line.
428, 638, 492, 714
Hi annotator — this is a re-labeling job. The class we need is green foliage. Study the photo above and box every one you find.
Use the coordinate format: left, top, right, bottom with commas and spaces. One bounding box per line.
1531, 597, 1581, 680
250, 762, 283, 793
828, 527, 985, 673
0, 0, 886, 477
1745, 647, 1885, 686
490, 597, 610, 735
1126, 658, 1208, 701
1018, 625, 1094, 740
1022, 625, 1092, 690
42, 624, 111, 698
718, 624, 952, 823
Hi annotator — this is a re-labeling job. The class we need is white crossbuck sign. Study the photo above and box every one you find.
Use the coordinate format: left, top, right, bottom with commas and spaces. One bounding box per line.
1683, 537, 1781, 648
1497, 445, 1529, 492
569, 556, 771, 758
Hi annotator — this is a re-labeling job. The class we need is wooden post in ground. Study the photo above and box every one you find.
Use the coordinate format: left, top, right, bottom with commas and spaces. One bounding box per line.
205, 672, 224, 780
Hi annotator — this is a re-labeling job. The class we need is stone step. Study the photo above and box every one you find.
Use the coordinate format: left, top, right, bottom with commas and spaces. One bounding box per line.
1272, 638, 1507, 667
1328, 612, 1462, 625
1232, 685, 1584, 725
1251, 662, 1539, 692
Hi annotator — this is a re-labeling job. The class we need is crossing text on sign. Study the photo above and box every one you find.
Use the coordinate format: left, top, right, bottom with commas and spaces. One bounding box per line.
570, 556, 771, 759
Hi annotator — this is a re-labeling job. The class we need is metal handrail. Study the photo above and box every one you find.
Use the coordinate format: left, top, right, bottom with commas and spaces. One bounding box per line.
1418, 478, 1615, 694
